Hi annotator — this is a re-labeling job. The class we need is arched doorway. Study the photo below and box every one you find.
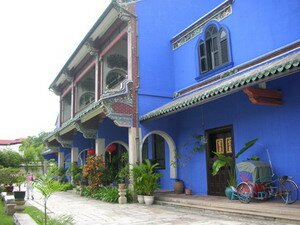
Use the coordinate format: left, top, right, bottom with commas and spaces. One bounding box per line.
141, 131, 177, 179
104, 142, 129, 185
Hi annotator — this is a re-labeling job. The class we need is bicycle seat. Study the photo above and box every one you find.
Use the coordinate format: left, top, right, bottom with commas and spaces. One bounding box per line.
280, 175, 289, 181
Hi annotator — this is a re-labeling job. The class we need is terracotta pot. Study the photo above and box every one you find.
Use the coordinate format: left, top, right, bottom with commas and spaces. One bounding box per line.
144, 195, 154, 205
185, 188, 192, 195
5, 186, 14, 194
174, 180, 184, 194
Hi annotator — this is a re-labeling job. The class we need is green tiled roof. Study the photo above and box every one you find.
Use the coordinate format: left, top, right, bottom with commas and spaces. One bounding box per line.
140, 51, 300, 121
45, 100, 103, 141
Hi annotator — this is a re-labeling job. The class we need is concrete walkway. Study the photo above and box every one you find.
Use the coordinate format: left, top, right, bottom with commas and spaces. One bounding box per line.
26, 190, 299, 225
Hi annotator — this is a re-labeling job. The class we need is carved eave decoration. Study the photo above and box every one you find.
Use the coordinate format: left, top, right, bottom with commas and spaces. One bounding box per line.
63, 69, 73, 83
102, 80, 133, 127
55, 135, 72, 148
85, 38, 99, 56
75, 122, 97, 139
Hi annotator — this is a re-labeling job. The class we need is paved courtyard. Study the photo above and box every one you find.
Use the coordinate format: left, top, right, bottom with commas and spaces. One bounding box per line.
28, 190, 298, 225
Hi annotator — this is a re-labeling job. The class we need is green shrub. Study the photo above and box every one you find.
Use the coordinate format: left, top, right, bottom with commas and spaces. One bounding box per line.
81, 186, 93, 197
60, 182, 74, 191
126, 189, 133, 203
96, 187, 119, 203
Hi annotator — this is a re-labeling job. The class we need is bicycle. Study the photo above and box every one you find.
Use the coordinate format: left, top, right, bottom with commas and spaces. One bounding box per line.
236, 173, 299, 204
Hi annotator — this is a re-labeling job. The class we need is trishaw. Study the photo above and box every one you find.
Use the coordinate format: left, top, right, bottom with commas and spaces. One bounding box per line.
235, 160, 299, 204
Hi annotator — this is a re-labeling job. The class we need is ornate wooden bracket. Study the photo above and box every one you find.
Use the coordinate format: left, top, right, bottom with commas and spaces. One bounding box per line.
75, 122, 97, 139
55, 135, 72, 148
243, 87, 283, 106
84, 38, 98, 56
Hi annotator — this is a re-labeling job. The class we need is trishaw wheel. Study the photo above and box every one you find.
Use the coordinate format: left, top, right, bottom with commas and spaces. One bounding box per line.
236, 182, 252, 204
280, 179, 299, 204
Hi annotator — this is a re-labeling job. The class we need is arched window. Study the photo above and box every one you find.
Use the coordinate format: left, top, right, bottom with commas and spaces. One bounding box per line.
199, 24, 230, 74
141, 134, 165, 169
79, 92, 94, 110
106, 68, 126, 89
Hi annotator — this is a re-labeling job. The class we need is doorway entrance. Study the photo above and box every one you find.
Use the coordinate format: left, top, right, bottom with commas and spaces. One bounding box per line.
206, 126, 234, 196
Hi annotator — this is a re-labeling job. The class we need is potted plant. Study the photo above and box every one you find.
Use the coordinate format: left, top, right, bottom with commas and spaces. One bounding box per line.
212, 138, 258, 200
139, 160, 162, 205
117, 152, 129, 190
0, 167, 19, 194
132, 162, 146, 203
13, 173, 26, 200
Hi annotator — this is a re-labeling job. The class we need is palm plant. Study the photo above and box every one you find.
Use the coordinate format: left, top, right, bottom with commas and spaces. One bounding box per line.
33, 169, 63, 225
212, 138, 258, 186
132, 160, 162, 196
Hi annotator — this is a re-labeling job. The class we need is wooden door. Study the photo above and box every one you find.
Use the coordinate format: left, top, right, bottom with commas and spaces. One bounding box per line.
206, 126, 234, 196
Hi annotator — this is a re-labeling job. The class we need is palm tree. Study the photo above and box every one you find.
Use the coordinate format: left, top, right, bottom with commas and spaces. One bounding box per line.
33, 168, 63, 225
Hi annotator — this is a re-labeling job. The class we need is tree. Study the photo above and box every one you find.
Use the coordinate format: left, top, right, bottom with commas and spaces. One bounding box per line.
19, 132, 49, 173
0, 148, 23, 168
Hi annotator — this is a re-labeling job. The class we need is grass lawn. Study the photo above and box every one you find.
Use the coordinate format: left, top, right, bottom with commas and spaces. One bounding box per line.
0, 201, 13, 225
24, 206, 45, 225
0, 203, 73, 225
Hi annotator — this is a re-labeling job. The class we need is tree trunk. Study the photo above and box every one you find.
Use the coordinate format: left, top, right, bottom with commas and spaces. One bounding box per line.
44, 201, 47, 225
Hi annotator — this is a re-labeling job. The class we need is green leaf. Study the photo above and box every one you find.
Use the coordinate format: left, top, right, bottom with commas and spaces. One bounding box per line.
235, 138, 258, 159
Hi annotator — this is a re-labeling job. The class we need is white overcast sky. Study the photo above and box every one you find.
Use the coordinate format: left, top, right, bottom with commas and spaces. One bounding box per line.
0, 0, 111, 139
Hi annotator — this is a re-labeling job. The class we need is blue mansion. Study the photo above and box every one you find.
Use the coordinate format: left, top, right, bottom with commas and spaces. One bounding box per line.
44, 0, 300, 198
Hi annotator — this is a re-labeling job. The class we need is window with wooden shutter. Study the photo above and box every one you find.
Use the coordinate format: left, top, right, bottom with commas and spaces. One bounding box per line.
198, 24, 231, 76
220, 29, 229, 64
199, 41, 207, 73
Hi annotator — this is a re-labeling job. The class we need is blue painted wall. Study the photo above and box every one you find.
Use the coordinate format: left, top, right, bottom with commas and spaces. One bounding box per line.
137, 0, 300, 197
137, 0, 300, 96
137, 0, 225, 114
72, 132, 94, 165
141, 73, 300, 196
97, 118, 128, 146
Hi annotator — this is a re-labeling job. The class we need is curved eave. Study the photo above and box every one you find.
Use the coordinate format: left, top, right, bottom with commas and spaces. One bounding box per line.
49, 2, 122, 91
44, 100, 104, 142
140, 51, 300, 122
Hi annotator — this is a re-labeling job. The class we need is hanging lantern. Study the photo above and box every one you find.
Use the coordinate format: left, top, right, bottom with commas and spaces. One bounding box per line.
106, 144, 117, 162
87, 148, 96, 156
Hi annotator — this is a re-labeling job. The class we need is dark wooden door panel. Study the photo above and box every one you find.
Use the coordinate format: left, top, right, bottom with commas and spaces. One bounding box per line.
206, 126, 234, 196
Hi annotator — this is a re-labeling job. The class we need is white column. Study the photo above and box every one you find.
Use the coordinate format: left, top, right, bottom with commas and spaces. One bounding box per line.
58, 152, 65, 168
71, 147, 78, 163
128, 127, 139, 165
43, 159, 48, 174
95, 138, 106, 158
95, 55, 99, 101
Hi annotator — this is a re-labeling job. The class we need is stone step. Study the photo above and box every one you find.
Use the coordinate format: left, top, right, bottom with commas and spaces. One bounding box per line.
154, 196, 300, 224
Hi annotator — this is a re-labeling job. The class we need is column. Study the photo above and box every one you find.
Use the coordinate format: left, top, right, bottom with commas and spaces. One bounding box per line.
57, 152, 65, 168
71, 147, 78, 163
128, 127, 139, 165
95, 138, 106, 158
71, 80, 75, 118
43, 159, 48, 174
